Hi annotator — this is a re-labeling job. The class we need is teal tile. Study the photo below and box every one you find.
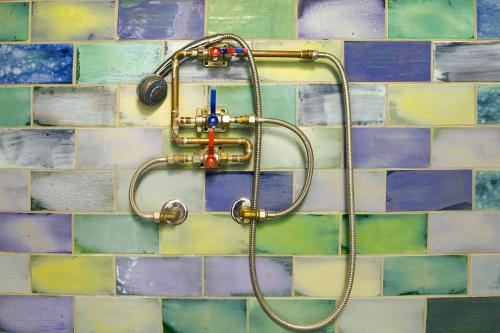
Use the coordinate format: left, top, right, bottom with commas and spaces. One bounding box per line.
0, 3, 29, 41
0, 87, 31, 126
477, 85, 500, 124
384, 256, 467, 296
475, 170, 499, 210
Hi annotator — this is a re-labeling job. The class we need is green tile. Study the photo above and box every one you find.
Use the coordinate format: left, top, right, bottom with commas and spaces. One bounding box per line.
76, 42, 162, 84
0, 3, 29, 41
384, 256, 467, 296
207, 0, 295, 39
388, 0, 474, 39
75, 214, 159, 254
0, 87, 31, 126
249, 299, 335, 333
342, 214, 427, 254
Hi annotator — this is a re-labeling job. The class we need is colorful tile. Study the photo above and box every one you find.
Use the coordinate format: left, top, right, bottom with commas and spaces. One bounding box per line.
386, 170, 472, 211
163, 299, 246, 333
427, 297, 500, 333
119, 0, 204, 39
75, 214, 159, 254
434, 42, 500, 82
0, 254, 30, 293
204, 256, 292, 296
0, 44, 73, 84
428, 212, 500, 253
31, 171, 113, 211
477, 84, 500, 124
388, 0, 474, 38
0, 171, 28, 211
298, 84, 386, 126
298, 0, 384, 38
471, 255, 500, 295
0, 213, 71, 253
77, 128, 162, 169
0, 3, 29, 41
0, 87, 31, 126
477, 0, 500, 38
475, 171, 500, 210
383, 256, 467, 295
0, 295, 73, 333
352, 128, 430, 168
32, 1, 115, 41
116, 256, 201, 296
431, 128, 500, 168
341, 214, 427, 254
76, 42, 162, 84
345, 41, 431, 82
207, 0, 295, 39
0, 129, 74, 168
31, 255, 114, 295
75, 296, 160, 333
389, 84, 475, 125
294, 256, 382, 297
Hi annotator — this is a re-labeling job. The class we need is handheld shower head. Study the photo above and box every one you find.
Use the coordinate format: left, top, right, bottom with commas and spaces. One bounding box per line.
137, 74, 167, 106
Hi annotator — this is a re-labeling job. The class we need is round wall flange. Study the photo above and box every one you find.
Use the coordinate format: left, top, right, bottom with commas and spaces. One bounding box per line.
161, 199, 188, 225
231, 197, 251, 224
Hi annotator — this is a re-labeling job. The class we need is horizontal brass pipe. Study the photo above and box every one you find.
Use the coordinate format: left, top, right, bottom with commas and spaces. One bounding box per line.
251, 50, 316, 59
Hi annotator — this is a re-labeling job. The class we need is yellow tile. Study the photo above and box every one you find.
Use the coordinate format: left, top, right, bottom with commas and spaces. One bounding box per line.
31, 256, 114, 295
389, 84, 475, 125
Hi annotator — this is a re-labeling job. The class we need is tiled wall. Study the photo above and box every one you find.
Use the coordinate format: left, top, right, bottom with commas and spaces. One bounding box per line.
0, 0, 499, 332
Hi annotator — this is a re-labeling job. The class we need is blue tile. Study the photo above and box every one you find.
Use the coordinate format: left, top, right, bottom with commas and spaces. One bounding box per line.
0, 44, 73, 84
345, 41, 431, 82
475, 171, 500, 210
205, 172, 293, 212
477, 85, 500, 124
352, 128, 430, 168
477, 0, 500, 38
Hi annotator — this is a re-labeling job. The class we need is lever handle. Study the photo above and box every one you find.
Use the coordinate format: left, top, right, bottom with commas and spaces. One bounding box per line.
207, 89, 218, 127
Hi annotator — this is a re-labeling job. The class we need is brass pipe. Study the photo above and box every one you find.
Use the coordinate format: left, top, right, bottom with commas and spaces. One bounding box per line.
250, 50, 318, 60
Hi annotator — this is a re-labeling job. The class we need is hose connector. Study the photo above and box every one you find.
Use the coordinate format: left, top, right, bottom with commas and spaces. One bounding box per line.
153, 199, 188, 225
231, 198, 266, 224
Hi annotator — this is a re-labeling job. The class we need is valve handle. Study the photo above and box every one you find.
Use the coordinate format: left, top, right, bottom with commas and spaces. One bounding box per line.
207, 89, 218, 127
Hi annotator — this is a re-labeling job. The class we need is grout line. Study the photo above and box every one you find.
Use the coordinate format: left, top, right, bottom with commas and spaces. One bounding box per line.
473, 0, 478, 39
114, 0, 119, 41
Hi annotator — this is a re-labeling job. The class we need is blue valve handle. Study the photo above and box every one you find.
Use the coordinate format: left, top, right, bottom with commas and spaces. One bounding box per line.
207, 89, 218, 127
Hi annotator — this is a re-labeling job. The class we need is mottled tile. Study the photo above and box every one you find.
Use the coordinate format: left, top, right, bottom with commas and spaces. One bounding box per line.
342, 214, 427, 254
477, 0, 500, 38
475, 170, 500, 210
294, 256, 381, 297
0, 87, 31, 126
31, 255, 114, 295
353, 128, 430, 168
477, 84, 500, 124
0, 213, 71, 253
427, 297, 500, 333
388, 0, 474, 38
299, 84, 386, 126
0, 129, 74, 168
471, 255, 500, 295
338, 299, 425, 333
429, 212, 500, 253
116, 256, 201, 296
0, 171, 28, 210
32, 1, 115, 41
31, 171, 113, 211
119, 0, 204, 39
204, 256, 292, 296
0, 295, 73, 333
75, 296, 160, 333
389, 84, 475, 125
0, 44, 73, 84
384, 256, 467, 295
431, 128, 500, 168
299, 0, 384, 38
77, 42, 162, 84
77, 128, 162, 169
0, 3, 28, 41
386, 170, 472, 211
205, 172, 292, 212
163, 299, 246, 333
75, 214, 158, 254
0, 254, 30, 293
434, 42, 500, 81
345, 41, 431, 82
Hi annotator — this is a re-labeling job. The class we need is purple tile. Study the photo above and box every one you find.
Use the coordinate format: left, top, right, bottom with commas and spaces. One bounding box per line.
345, 41, 431, 82
118, 0, 205, 39
204, 256, 292, 296
116, 256, 201, 296
0, 213, 71, 253
205, 172, 293, 212
387, 170, 472, 211
0, 295, 73, 333
353, 128, 430, 168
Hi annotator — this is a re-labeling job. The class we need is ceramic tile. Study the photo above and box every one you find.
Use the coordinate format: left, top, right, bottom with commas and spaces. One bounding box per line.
0, 87, 31, 126
0, 213, 71, 253
477, 84, 500, 124
0, 171, 28, 211
204, 256, 292, 296
475, 171, 500, 210
31, 255, 114, 295
477, 0, 500, 38
119, 0, 204, 39
383, 256, 467, 295
471, 255, 500, 295
0, 3, 29, 41
298, 0, 384, 38
75, 214, 159, 254
0, 254, 30, 293
116, 256, 201, 296
31, 171, 113, 211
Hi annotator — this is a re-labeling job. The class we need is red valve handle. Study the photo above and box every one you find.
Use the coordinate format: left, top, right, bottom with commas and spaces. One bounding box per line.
209, 47, 221, 57
205, 129, 217, 167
